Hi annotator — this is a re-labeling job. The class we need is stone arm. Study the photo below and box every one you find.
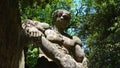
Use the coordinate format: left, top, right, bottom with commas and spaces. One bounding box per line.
40, 32, 88, 68
45, 30, 88, 67
40, 36, 83, 68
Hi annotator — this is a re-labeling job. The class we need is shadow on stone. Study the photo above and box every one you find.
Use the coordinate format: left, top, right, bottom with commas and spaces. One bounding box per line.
35, 56, 59, 68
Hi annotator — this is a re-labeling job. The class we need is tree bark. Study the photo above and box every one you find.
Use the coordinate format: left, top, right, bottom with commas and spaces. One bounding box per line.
0, 0, 23, 68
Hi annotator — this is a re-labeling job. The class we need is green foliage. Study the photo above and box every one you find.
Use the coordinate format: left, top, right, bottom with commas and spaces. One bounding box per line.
19, 2, 52, 24
26, 44, 39, 68
80, 0, 120, 67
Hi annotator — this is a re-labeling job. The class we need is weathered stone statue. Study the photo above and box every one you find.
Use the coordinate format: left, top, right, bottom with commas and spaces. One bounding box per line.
22, 9, 88, 68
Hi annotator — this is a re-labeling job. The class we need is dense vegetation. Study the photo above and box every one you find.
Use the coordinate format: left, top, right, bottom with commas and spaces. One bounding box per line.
81, 0, 120, 67
19, 0, 120, 68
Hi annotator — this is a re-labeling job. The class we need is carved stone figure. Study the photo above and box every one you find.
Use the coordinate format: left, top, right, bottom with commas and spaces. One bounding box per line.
22, 9, 88, 68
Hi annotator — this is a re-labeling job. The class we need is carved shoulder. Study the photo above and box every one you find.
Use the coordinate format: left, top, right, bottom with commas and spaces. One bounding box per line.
22, 19, 50, 32
34, 21, 50, 32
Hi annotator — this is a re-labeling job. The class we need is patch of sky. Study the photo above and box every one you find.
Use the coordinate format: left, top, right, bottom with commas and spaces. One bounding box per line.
72, 0, 87, 15
68, 0, 90, 51
72, 0, 96, 15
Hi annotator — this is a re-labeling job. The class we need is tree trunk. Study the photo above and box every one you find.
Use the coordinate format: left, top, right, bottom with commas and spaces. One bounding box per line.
0, 0, 23, 68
